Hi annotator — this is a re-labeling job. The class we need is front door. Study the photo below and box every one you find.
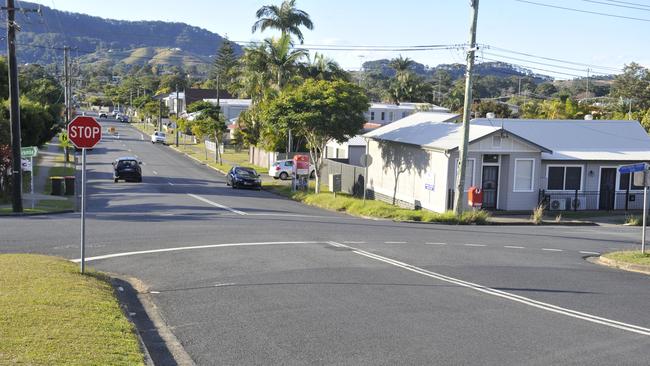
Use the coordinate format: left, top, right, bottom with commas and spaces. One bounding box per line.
482, 166, 499, 209
599, 168, 616, 210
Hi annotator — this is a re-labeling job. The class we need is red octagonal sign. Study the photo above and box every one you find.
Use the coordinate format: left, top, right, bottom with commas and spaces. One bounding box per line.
68, 116, 102, 149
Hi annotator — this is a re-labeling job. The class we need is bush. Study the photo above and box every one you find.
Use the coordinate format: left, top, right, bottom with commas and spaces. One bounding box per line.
531, 204, 545, 225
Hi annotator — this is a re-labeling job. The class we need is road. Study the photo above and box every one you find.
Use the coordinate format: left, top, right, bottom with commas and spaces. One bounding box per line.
2, 119, 650, 365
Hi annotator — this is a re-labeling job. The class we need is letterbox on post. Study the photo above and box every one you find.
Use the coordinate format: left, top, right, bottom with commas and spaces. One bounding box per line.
467, 186, 483, 208
292, 154, 310, 191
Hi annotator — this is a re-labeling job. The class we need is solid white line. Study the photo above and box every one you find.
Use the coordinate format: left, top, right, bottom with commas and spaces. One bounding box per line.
214, 283, 235, 287
343, 241, 366, 244
464, 244, 486, 247
542, 248, 563, 252
326, 241, 650, 337
425, 242, 447, 245
504, 245, 525, 249
188, 193, 247, 215
580, 251, 601, 255
152, 170, 158, 175
71, 241, 319, 263
385, 241, 407, 244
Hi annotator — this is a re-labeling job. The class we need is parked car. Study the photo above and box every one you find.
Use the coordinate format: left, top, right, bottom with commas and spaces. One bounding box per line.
151, 131, 166, 144
118, 115, 129, 123
269, 159, 315, 180
112, 157, 142, 183
226, 166, 262, 189
98, 113, 107, 119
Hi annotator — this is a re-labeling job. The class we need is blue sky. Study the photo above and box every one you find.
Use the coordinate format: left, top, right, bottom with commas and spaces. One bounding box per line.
29, 0, 650, 78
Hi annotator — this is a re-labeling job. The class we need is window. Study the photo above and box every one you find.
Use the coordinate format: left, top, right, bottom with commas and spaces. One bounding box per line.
284, 161, 293, 167
483, 154, 499, 163
454, 159, 475, 191
619, 172, 645, 191
514, 159, 534, 192
547, 166, 582, 190
370, 112, 375, 121
402, 111, 408, 118
381, 112, 385, 121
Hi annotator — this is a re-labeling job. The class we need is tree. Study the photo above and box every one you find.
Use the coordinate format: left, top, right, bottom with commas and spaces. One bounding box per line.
474, 100, 511, 118
191, 104, 227, 164
252, 0, 314, 44
610, 63, 650, 110
388, 55, 414, 74
207, 39, 239, 93
260, 79, 369, 193
300, 53, 349, 81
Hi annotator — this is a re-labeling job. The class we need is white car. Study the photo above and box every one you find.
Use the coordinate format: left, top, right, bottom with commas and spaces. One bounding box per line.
269, 159, 315, 180
151, 131, 166, 144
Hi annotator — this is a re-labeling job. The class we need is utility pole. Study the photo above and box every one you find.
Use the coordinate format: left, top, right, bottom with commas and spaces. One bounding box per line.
6, 0, 22, 212
586, 68, 590, 98
175, 85, 179, 147
63, 46, 69, 122
158, 98, 163, 131
453, 0, 480, 214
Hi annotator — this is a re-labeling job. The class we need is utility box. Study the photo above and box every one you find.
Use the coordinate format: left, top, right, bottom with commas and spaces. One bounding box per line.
329, 174, 342, 193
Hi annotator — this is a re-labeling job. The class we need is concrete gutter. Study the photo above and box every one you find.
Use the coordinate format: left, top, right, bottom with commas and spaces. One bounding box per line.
589, 256, 650, 276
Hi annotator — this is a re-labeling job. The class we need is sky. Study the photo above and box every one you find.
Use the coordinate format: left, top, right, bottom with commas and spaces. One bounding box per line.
26, 0, 650, 79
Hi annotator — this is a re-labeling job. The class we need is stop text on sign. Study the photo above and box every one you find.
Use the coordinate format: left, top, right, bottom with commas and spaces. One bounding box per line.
69, 125, 101, 139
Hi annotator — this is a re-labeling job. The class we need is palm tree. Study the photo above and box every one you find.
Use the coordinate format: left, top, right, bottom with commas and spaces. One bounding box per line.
252, 0, 314, 44
389, 55, 414, 75
260, 34, 308, 89
301, 53, 349, 81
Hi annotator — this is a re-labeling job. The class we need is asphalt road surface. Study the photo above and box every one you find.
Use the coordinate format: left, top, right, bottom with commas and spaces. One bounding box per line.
2, 119, 650, 365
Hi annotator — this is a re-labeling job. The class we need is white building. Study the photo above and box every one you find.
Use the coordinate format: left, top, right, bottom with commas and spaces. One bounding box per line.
364, 102, 449, 126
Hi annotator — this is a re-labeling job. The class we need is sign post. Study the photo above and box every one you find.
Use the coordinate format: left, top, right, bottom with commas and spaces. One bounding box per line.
360, 153, 373, 204
21, 146, 38, 208
67, 116, 102, 273
620, 163, 650, 254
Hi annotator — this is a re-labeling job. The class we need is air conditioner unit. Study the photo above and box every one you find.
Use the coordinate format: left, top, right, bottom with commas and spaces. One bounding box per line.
549, 198, 566, 211
568, 197, 587, 211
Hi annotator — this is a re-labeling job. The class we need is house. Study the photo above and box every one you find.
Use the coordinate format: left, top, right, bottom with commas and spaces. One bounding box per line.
203, 98, 252, 121
325, 136, 367, 166
163, 88, 234, 115
364, 114, 650, 212
364, 102, 449, 126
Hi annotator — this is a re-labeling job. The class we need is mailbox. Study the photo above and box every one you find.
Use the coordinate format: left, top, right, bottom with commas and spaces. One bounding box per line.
467, 186, 483, 207
293, 154, 310, 176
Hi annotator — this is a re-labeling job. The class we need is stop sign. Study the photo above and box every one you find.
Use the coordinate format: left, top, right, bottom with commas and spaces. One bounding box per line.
67, 116, 102, 149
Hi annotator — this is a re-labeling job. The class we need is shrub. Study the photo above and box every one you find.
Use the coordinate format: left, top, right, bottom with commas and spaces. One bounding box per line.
531, 204, 545, 225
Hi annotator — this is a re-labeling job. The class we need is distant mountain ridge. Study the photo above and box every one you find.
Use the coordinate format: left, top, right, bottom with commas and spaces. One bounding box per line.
2, 1, 240, 66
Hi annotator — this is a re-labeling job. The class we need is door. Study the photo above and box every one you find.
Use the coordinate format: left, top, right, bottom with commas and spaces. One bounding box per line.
599, 168, 616, 210
482, 166, 499, 209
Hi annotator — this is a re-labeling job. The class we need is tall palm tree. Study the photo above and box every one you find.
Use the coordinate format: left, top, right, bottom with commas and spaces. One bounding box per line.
252, 0, 314, 44
389, 55, 414, 75
301, 53, 349, 81
259, 34, 308, 89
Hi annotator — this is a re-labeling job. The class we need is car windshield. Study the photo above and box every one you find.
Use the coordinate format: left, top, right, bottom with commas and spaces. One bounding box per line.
117, 160, 137, 168
236, 168, 257, 177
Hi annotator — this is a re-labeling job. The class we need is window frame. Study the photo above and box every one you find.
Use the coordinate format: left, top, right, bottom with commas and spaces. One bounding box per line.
513, 158, 535, 192
370, 111, 375, 121
545, 164, 584, 191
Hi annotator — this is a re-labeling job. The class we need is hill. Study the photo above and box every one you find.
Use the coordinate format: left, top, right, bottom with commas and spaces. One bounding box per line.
2, 2, 240, 66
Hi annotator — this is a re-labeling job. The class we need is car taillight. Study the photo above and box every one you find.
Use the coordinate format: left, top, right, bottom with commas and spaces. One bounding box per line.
275, 166, 280, 171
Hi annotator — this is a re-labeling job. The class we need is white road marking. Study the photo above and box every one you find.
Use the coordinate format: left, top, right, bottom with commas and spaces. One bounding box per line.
152, 170, 158, 175
580, 251, 601, 255
168, 182, 174, 186
464, 244, 486, 247
150, 291, 160, 294
542, 248, 563, 252
385, 241, 407, 244
214, 283, 235, 287
343, 241, 366, 244
326, 241, 650, 337
71, 241, 319, 263
425, 242, 447, 245
127, 149, 132, 152
140, 134, 144, 141
188, 193, 247, 215
504, 245, 525, 249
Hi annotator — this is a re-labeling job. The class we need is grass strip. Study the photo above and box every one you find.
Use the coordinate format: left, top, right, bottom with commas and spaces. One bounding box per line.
603, 251, 650, 266
0, 254, 145, 365
264, 183, 489, 224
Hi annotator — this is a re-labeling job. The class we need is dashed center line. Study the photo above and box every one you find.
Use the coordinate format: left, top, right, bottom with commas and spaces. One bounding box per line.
425, 242, 447, 245
385, 241, 407, 244
188, 193, 247, 215
152, 170, 158, 175
504, 245, 525, 249
168, 182, 174, 186
542, 248, 563, 252
464, 244, 486, 247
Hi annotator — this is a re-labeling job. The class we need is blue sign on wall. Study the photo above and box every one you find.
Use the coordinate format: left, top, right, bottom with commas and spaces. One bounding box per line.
619, 163, 648, 174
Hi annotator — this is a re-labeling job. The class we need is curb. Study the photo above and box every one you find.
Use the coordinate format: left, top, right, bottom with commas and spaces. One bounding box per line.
590, 255, 650, 276
0, 209, 74, 217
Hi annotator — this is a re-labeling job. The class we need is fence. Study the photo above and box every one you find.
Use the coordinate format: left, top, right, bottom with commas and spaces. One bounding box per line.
538, 189, 647, 211
324, 159, 366, 197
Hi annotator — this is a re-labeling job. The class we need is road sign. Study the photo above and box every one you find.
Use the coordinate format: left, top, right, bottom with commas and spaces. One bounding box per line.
359, 154, 373, 168
619, 163, 647, 174
67, 116, 102, 149
20, 158, 32, 172
20, 146, 38, 158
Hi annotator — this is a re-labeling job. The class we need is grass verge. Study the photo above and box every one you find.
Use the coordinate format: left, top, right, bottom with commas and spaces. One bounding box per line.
264, 183, 489, 224
0, 254, 145, 365
602, 251, 650, 266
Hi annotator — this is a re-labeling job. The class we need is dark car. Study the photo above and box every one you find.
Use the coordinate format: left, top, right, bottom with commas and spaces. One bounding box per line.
99, 113, 107, 119
226, 166, 262, 189
118, 115, 129, 123
112, 157, 142, 183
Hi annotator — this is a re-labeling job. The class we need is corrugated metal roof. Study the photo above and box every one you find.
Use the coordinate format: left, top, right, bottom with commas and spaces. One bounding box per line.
474, 119, 650, 161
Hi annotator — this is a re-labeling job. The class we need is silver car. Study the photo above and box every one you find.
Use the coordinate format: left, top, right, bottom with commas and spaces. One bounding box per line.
269, 159, 315, 180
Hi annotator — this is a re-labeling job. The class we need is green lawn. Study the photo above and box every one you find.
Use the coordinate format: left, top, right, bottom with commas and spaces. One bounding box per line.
264, 183, 489, 224
603, 251, 650, 266
0, 254, 145, 365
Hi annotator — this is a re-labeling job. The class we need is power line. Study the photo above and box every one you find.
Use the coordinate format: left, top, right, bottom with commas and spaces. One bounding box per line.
581, 0, 650, 11
514, 0, 650, 22
482, 44, 621, 72
483, 51, 608, 74
603, 0, 650, 9
479, 56, 585, 78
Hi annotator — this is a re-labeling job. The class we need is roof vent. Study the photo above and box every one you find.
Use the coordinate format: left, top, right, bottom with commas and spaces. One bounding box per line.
584, 114, 594, 120
486, 112, 496, 119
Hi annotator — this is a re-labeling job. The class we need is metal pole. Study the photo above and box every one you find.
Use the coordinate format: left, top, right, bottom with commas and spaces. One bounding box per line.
175, 85, 179, 147
80, 148, 86, 273
7, 0, 22, 212
363, 142, 369, 204
63, 46, 69, 122
643, 185, 647, 254
453, 0, 480, 214
30, 156, 34, 209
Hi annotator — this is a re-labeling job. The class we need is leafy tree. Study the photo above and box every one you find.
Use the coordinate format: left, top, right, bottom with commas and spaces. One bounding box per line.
260, 79, 369, 193
611, 63, 650, 110
191, 104, 227, 164
474, 100, 511, 118
252, 0, 314, 44
300, 53, 349, 81
207, 39, 240, 93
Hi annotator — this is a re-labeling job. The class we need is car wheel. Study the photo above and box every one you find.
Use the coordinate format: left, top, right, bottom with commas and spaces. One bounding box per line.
137, 177, 142, 183
273, 176, 278, 180
114, 178, 118, 183
232, 183, 237, 189
279, 172, 288, 180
